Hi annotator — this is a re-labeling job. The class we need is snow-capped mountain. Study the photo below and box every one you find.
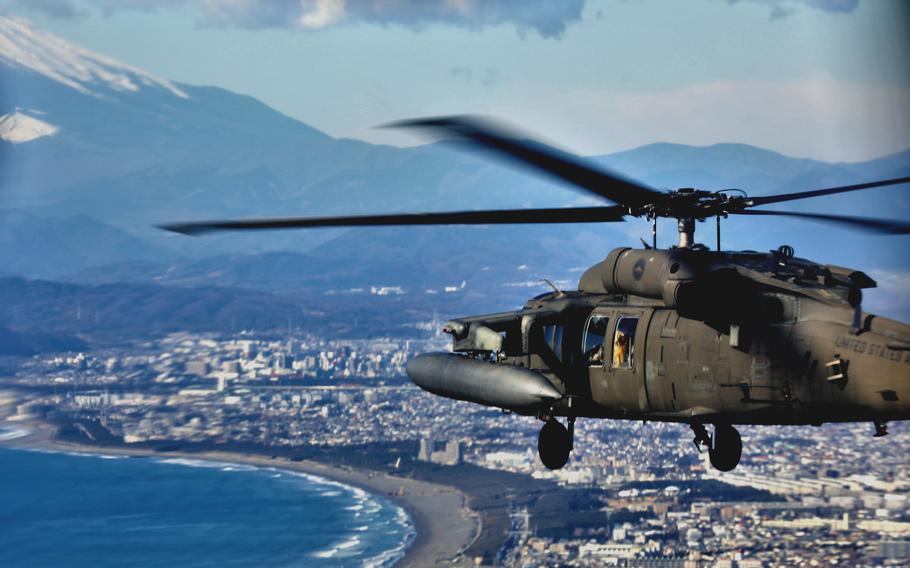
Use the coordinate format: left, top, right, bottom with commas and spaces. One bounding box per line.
0, 15, 337, 209
0, 109, 58, 143
0, 16, 187, 99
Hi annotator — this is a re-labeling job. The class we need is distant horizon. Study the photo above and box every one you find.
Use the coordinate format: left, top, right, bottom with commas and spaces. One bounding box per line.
4, 86, 910, 166
311, 120, 910, 166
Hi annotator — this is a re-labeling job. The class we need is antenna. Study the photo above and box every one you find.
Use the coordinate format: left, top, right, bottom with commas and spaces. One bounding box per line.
541, 278, 565, 297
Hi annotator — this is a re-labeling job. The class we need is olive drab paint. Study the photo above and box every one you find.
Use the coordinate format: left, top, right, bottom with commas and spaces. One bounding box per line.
412, 246, 910, 428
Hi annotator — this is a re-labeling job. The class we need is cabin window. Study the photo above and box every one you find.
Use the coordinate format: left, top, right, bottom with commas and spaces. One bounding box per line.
582, 314, 609, 366
543, 324, 564, 362
612, 316, 639, 369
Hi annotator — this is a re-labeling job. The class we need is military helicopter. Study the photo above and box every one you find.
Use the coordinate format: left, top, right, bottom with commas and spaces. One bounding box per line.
162, 116, 910, 472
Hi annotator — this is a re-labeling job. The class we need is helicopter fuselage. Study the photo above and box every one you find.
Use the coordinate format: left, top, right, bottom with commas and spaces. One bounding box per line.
408, 246, 910, 436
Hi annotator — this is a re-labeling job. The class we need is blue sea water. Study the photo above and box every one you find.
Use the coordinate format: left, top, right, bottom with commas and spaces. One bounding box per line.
0, 444, 414, 567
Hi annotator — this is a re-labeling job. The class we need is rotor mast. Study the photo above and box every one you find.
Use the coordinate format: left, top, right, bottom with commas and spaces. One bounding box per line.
677, 217, 695, 248
673, 215, 720, 250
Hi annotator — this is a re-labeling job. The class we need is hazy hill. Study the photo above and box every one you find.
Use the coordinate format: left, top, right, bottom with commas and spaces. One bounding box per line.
0, 275, 496, 347
0, 276, 309, 340
0, 324, 86, 355
0, 209, 169, 278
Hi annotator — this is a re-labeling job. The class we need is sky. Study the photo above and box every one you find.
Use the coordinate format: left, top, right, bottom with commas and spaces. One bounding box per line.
1, 0, 909, 162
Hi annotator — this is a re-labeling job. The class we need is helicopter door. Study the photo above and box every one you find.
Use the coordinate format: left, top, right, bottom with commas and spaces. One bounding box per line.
644, 310, 680, 412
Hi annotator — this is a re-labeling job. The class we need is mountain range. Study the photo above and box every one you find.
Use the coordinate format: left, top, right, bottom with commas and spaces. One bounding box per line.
0, 14, 908, 344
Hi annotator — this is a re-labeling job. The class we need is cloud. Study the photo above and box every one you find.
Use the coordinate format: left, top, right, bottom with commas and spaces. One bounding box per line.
1, 0, 587, 38
299, 0, 345, 28
728, 0, 860, 19
2, 0, 86, 18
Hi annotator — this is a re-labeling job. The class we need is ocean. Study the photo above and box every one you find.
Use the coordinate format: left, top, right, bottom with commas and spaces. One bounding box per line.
0, 442, 414, 567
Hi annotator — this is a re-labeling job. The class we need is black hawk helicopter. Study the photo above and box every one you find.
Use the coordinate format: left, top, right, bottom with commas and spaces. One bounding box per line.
162, 116, 910, 472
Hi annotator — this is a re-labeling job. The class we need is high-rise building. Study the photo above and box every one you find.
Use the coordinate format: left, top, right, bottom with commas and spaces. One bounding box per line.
418, 437, 434, 461
424, 438, 460, 466
185, 361, 210, 376
444, 439, 461, 465
273, 353, 291, 370
877, 541, 910, 561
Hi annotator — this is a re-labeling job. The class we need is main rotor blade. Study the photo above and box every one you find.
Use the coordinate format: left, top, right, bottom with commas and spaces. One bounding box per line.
748, 176, 910, 207
160, 205, 629, 235
735, 209, 910, 234
384, 115, 662, 210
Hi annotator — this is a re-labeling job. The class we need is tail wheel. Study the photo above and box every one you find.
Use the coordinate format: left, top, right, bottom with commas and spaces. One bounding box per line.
709, 424, 742, 472
538, 419, 571, 470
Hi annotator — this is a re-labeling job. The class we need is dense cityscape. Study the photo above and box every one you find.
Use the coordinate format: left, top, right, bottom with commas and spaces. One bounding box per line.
1, 325, 908, 567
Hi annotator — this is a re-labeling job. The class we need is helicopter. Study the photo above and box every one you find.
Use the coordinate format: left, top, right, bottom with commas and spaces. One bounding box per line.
162, 116, 910, 472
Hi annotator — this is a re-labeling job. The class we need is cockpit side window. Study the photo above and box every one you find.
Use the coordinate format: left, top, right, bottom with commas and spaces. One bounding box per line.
542, 324, 564, 362
582, 314, 609, 367
612, 316, 639, 369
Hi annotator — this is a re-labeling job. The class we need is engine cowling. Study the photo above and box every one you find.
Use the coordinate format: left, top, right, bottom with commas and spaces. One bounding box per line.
579, 247, 702, 307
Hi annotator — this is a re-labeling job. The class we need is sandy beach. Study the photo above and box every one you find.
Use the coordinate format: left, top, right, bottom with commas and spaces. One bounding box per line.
3, 422, 480, 568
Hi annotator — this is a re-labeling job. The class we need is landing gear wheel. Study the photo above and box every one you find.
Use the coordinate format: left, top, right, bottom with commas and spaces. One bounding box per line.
538, 419, 571, 470
709, 425, 742, 472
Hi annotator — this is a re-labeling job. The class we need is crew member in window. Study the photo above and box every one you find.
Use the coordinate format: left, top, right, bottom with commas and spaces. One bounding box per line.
613, 330, 628, 367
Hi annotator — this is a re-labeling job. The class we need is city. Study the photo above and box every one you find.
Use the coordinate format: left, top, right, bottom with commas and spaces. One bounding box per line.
2, 324, 908, 567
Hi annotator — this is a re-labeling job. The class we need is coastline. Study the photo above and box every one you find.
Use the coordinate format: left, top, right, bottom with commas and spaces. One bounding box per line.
3, 423, 480, 568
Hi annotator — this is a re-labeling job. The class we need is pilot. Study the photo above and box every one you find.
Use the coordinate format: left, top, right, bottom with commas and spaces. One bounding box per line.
589, 343, 603, 364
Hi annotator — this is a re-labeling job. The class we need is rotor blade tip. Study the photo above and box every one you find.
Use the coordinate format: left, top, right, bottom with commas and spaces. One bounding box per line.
378, 115, 478, 132
157, 223, 205, 236
374, 119, 406, 130
377, 117, 437, 130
